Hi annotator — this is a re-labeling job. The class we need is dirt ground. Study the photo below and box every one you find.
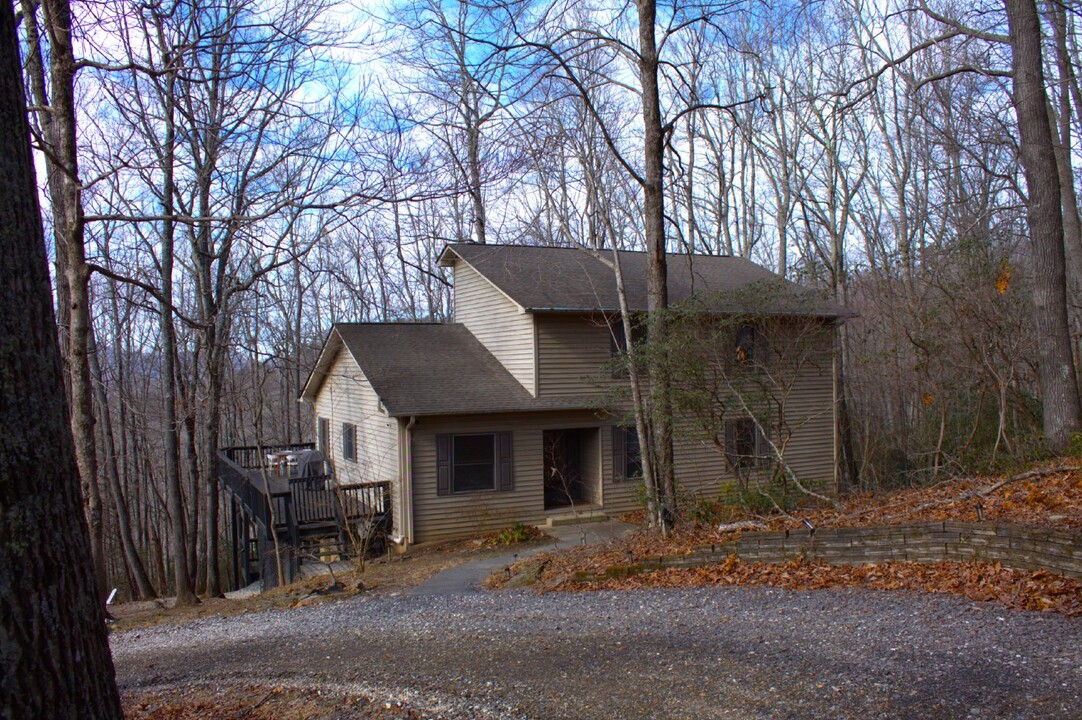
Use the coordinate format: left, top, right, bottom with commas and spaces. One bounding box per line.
489, 462, 1082, 617
114, 463, 1082, 718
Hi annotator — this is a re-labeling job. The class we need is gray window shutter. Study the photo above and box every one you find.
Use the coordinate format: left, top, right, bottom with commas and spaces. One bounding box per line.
756, 424, 771, 468
724, 420, 736, 467
612, 426, 626, 481
497, 431, 513, 491
436, 434, 452, 496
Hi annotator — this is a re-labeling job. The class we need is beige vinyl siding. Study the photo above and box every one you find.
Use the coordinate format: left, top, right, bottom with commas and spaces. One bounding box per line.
601, 344, 837, 516
409, 321, 838, 541
453, 261, 536, 395
410, 411, 605, 543
762, 359, 836, 489
312, 347, 403, 532
536, 314, 616, 396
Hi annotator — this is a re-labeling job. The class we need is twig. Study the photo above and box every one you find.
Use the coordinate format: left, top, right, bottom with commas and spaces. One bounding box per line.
716, 520, 768, 534
239, 689, 277, 718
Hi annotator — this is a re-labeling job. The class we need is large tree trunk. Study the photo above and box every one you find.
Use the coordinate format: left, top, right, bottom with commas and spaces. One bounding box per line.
21, 0, 108, 600
636, 0, 676, 532
1004, 0, 1082, 452
0, 0, 122, 712
1046, 0, 1082, 362
203, 337, 226, 597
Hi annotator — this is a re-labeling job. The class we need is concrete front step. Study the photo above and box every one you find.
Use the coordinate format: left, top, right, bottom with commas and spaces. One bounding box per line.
544, 510, 609, 528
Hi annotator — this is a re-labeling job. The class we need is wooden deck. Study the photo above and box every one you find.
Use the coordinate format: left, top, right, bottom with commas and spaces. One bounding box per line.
219, 444, 392, 590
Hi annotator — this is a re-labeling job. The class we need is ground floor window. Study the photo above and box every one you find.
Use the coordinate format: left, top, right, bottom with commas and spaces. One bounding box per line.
724, 417, 769, 468
453, 434, 496, 492
436, 431, 513, 496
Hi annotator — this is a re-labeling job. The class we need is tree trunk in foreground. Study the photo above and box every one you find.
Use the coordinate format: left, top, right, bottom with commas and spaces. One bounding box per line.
1004, 0, 1082, 452
0, 0, 122, 714
636, 0, 676, 532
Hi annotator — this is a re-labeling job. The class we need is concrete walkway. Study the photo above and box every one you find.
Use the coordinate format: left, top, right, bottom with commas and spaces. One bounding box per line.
410, 519, 635, 596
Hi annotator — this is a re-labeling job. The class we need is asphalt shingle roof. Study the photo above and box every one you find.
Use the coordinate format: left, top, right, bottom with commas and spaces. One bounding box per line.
441, 243, 844, 316
332, 323, 603, 417
302, 244, 846, 414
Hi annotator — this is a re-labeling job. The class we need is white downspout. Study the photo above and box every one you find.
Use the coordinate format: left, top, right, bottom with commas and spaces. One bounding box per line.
399, 415, 417, 546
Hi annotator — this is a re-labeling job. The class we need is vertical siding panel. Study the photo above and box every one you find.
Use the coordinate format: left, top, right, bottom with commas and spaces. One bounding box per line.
312, 348, 402, 531
536, 314, 616, 396
454, 262, 536, 395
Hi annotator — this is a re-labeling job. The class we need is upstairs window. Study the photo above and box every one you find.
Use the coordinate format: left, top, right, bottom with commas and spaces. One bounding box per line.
732, 323, 757, 369
610, 316, 648, 377
342, 422, 357, 462
317, 417, 329, 456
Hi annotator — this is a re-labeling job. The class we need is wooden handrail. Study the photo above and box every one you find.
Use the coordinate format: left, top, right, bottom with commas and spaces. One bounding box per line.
218, 451, 273, 532
220, 445, 393, 592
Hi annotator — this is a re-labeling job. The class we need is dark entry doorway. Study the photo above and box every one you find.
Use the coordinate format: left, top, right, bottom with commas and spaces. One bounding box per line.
544, 429, 585, 509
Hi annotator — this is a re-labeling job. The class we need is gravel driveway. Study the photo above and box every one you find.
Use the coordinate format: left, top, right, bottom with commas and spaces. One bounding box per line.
111, 586, 1082, 719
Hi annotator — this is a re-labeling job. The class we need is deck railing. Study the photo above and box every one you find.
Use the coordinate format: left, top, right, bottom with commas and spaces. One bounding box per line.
218, 449, 276, 531
219, 444, 393, 586
220, 443, 394, 590
221, 443, 315, 471
288, 477, 392, 527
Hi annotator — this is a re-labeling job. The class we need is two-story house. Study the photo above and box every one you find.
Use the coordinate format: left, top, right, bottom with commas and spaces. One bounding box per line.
299, 243, 843, 546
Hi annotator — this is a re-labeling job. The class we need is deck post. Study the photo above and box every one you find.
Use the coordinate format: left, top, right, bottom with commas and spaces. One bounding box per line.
230, 497, 240, 592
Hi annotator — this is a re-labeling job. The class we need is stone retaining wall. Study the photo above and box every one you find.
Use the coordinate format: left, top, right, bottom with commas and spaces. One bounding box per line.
627, 522, 1082, 580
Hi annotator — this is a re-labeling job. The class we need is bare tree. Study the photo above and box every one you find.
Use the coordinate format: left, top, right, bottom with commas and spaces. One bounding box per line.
18, 0, 108, 598
1002, 0, 1081, 451
0, 0, 121, 710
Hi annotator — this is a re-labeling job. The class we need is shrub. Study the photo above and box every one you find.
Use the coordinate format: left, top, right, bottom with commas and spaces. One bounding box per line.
493, 522, 533, 545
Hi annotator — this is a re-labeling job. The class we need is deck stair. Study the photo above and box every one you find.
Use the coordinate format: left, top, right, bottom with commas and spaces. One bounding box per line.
219, 444, 391, 591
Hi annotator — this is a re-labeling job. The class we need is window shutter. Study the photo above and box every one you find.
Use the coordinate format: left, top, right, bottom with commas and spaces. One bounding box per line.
612, 426, 627, 481
724, 420, 736, 467
756, 424, 771, 468
497, 431, 513, 491
436, 434, 452, 496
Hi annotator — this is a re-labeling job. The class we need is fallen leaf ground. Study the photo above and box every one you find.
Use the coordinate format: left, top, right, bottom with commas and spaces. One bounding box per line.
497, 460, 1082, 617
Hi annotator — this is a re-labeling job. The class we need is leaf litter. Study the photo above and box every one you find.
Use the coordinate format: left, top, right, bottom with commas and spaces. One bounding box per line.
501, 461, 1082, 617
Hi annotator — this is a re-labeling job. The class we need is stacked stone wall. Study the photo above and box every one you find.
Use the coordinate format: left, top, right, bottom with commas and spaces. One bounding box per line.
623, 523, 1082, 580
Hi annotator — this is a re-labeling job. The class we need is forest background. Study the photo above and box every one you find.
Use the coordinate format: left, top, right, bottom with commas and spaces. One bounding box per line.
16, 0, 1082, 600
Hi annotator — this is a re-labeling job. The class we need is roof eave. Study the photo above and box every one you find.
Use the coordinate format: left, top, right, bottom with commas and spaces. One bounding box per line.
298, 328, 343, 403
436, 244, 460, 267
386, 398, 609, 418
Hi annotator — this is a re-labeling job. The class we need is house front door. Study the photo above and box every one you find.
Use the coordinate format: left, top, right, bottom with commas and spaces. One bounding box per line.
543, 429, 584, 509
